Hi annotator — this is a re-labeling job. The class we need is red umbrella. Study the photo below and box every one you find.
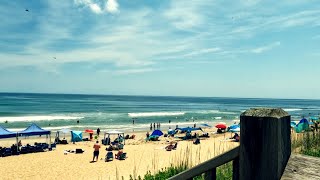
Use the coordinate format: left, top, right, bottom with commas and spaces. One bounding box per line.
215, 124, 227, 129
85, 129, 94, 133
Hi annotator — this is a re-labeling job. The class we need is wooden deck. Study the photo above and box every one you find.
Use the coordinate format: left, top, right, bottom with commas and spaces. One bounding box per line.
281, 154, 320, 180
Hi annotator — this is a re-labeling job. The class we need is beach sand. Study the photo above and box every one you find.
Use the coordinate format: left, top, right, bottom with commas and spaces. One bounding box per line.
0, 130, 239, 180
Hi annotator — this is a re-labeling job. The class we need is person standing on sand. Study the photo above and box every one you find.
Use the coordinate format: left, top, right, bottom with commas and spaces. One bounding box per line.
92, 141, 101, 162
153, 123, 156, 129
97, 128, 100, 136
150, 123, 153, 130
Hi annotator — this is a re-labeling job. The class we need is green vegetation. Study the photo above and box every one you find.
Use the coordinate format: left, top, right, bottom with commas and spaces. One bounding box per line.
292, 131, 320, 157
129, 161, 232, 180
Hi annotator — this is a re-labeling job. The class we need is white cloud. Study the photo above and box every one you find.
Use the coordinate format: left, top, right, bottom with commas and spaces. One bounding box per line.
89, 3, 103, 14
74, 0, 118, 14
183, 47, 221, 57
105, 0, 119, 13
251, 42, 281, 54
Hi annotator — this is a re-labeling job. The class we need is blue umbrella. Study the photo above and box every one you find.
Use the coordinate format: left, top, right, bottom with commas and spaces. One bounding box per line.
229, 124, 240, 129
151, 130, 163, 136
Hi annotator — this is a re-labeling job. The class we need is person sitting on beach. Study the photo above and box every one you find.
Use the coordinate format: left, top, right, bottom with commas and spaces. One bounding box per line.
129, 134, 135, 139
18, 140, 22, 147
193, 138, 200, 145
217, 128, 223, 134
230, 133, 240, 142
106, 145, 113, 151
115, 150, 123, 159
165, 142, 175, 151
146, 132, 150, 139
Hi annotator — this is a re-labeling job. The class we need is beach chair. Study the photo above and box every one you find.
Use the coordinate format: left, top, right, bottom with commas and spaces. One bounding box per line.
28, 146, 36, 153
105, 151, 114, 162
118, 144, 124, 150
193, 138, 200, 145
119, 153, 126, 160
35, 144, 44, 152
3, 148, 12, 157
20, 146, 28, 154
172, 143, 178, 150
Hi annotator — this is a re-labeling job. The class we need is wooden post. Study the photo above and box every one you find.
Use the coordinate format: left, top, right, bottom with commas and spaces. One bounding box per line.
232, 156, 239, 180
204, 168, 216, 180
239, 108, 291, 180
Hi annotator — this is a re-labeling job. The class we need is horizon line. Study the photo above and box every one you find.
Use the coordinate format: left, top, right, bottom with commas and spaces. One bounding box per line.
0, 91, 319, 101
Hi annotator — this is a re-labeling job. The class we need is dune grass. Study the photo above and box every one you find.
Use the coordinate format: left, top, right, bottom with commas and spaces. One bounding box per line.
292, 131, 320, 157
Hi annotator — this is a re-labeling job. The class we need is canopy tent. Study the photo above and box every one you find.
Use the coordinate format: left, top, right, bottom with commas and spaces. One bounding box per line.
103, 130, 125, 145
71, 131, 83, 142
151, 130, 163, 136
175, 127, 202, 133
18, 123, 52, 149
19, 123, 50, 136
0, 126, 17, 139
55, 128, 71, 140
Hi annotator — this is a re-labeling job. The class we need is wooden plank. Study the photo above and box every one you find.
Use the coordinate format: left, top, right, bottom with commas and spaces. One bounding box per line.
281, 154, 320, 180
168, 146, 239, 180
204, 168, 216, 180
232, 157, 239, 180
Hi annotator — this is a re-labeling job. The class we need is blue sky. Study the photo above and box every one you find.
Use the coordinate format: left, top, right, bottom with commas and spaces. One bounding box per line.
0, 0, 320, 99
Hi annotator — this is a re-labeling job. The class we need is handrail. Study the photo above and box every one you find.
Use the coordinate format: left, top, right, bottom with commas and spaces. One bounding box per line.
169, 146, 240, 180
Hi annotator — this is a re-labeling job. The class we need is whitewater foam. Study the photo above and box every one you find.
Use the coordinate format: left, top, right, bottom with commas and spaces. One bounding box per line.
283, 108, 303, 112
128, 112, 185, 117
0, 116, 84, 122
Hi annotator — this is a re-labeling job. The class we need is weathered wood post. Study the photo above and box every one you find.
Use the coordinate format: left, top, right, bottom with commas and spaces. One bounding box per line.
239, 108, 291, 180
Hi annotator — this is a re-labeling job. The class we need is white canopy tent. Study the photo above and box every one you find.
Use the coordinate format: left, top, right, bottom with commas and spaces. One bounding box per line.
103, 130, 125, 145
55, 128, 72, 143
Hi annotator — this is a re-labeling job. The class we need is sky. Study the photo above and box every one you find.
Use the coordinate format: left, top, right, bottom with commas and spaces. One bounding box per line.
0, 0, 320, 99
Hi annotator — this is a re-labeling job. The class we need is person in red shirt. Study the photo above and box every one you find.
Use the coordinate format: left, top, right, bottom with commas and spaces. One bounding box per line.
92, 141, 101, 162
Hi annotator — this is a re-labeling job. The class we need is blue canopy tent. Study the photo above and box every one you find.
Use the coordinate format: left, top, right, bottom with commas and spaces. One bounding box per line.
0, 126, 17, 139
18, 123, 52, 149
19, 123, 51, 136
71, 131, 83, 142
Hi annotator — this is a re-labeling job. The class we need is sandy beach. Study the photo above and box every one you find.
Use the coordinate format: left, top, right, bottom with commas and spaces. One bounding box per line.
0, 130, 239, 180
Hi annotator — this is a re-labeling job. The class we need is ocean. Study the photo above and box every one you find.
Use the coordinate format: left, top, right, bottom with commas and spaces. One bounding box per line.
0, 93, 319, 132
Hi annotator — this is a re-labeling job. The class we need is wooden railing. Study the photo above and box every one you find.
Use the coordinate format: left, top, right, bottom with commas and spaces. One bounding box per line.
169, 108, 292, 180
169, 146, 240, 180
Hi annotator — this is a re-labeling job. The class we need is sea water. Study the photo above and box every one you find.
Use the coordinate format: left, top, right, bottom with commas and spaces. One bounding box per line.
0, 93, 319, 132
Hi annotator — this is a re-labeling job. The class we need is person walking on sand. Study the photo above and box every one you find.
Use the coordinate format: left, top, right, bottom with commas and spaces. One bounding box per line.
92, 141, 101, 162
150, 123, 153, 130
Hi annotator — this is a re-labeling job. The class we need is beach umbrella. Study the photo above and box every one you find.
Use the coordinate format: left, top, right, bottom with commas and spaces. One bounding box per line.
229, 124, 240, 129
230, 127, 240, 132
85, 129, 94, 133
151, 130, 163, 136
215, 124, 227, 129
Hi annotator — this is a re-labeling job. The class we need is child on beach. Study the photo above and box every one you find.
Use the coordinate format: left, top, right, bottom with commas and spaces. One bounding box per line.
92, 141, 101, 162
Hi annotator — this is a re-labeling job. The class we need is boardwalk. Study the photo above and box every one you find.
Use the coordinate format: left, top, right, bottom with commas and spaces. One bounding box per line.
281, 154, 320, 180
